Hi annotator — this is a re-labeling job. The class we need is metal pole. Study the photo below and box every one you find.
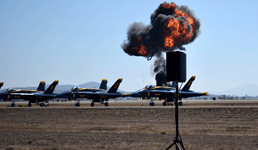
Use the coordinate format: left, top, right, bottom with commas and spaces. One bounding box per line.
166, 81, 185, 150
175, 81, 179, 150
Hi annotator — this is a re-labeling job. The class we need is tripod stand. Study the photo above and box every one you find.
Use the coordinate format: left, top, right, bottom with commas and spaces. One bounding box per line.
166, 81, 185, 150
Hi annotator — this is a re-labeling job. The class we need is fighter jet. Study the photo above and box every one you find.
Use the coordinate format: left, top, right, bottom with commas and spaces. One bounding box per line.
1, 81, 45, 94
129, 76, 208, 106
58, 78, 125, 106
57, 79, 108, 106
0, 81, 46, 102
0, 81, 58, 107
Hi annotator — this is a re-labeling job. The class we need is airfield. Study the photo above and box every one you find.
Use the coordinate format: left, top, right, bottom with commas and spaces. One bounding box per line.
0, 99, 258, 150
1, 99, 258, 108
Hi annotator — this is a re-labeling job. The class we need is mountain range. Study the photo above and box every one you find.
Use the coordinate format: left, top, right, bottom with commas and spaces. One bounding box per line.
211, 84, 258, 96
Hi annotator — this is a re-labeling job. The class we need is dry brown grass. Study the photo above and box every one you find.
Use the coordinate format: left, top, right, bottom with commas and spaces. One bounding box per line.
0, 101, 257, 149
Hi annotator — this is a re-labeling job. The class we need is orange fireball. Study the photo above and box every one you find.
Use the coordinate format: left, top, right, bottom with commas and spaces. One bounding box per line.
122, 2, 200, 58
161, 2, 195, 49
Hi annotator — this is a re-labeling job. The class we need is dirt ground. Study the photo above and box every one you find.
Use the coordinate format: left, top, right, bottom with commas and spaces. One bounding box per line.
0, 105, 258, 150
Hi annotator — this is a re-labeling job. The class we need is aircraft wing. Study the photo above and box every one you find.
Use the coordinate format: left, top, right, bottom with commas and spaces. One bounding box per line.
122, 93, 131, 97
130, 89, 207, 99
55, 91, 73, 98
73, 91, 123, 99
178, 91, 208, 98
130, 89, 176, 98
8, 92, 56, 100
159, 90, 208, 98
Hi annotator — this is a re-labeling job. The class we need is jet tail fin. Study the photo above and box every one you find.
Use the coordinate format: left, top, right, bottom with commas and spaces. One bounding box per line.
107, 78, 122, 93
44, 80, 59, 94
181, 76, 195, 91
99, 79, 108, 90
0, 82, 3, 89
37, 81, 46, 92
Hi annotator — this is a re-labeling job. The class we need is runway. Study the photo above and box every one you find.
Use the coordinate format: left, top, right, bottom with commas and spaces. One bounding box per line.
1, 99, 258, 108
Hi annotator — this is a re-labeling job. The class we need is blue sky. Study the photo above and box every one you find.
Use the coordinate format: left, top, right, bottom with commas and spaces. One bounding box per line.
1, 0, 258, 93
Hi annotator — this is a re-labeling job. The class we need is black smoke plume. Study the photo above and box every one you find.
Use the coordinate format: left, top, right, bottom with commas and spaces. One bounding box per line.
153, 52, 167, 86
121, 2, 200, 59
121, 2, 200, 86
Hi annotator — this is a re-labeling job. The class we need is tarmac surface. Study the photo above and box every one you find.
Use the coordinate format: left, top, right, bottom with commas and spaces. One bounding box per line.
1, 99, 258, 108
0, 99, 257, 149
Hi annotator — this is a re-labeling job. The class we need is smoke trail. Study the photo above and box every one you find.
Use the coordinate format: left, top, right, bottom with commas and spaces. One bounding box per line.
152, 52, 166, 86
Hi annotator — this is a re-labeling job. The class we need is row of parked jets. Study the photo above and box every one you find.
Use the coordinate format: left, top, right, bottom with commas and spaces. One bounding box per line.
0, 76, 208, 107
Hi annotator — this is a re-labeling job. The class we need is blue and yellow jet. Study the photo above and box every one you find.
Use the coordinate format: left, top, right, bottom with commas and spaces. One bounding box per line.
57, 78, 125, 106
129, 76, 208, 106
0, 81, 46, 104
57, 79, 108, 106
0, 81, 58, 107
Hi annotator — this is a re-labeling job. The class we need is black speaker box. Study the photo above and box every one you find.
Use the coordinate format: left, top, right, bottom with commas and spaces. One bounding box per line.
166, 51, 186, 82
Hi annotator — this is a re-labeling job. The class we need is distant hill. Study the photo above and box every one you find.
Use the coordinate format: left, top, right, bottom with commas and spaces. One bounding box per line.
54, 81, 104, 93
78, 82, 102, 89
212, 84, 258, 96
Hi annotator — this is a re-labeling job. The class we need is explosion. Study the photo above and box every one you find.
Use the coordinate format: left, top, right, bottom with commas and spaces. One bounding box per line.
121, 2, 200, 85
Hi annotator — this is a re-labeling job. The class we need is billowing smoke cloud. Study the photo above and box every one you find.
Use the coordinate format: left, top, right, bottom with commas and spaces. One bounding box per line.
121, 2, 201, 86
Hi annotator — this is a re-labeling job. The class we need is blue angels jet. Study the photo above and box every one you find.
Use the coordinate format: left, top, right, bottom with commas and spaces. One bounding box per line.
129, 76, 208, 106
57, 78, 125, 106
0, 81, 58, 107
0, 81, 46, 103
57, 79, 108, 106
1, 81, 45, 94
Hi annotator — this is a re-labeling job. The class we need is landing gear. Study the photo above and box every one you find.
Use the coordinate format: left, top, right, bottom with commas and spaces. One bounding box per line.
75, 100, 80, 107
91, 102, 94, 107
40, 103, 44, 107
149, 101, 154, 106
105, 102, 109, 106
165, 98, 174, 106
149, 98, 155, 106
11, 101, 15, 107
28, 101, 32, 107
75, 102, 80, 107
